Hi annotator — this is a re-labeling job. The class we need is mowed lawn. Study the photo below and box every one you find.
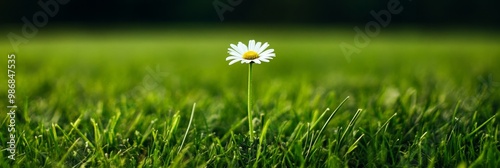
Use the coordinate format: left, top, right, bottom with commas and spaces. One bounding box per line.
0, 27, 499, 167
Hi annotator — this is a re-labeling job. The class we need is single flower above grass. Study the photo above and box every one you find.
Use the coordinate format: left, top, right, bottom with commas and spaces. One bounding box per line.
226, 40, 276, 65
226, 40, 276, 142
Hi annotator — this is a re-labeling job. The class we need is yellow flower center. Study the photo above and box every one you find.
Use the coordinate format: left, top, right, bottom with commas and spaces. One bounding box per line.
243, 51, 259, 60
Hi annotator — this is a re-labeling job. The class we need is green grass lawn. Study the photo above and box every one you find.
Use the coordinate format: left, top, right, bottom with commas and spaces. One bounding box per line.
0, 26, 499, 167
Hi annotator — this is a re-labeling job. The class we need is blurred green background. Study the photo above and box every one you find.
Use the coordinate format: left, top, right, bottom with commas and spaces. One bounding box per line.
0, 26, 499, 125
0, 0, 499, 129
0, 0, 499, 126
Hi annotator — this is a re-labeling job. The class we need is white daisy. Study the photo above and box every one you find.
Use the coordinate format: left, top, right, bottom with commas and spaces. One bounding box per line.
226, 40, 276, 65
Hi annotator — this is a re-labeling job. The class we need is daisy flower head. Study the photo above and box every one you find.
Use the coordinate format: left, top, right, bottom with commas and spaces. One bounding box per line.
226, 40, 276, 65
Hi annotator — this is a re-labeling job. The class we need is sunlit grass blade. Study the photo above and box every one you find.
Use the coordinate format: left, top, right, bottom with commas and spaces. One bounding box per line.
179, 103, 196, 154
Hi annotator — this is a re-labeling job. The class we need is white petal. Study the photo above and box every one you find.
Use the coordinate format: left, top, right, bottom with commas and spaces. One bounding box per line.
228, 48, 242, 56
243, 60, 252, 64
259, 55, 271, 60
260, 55, 274, 60
260, 53, 276, 58
254, 42, 262, 52
260, 49, 274, 56
230, 44, 242, 54
229, 59, 242, 65
226, 56, 240, 61
228, 51, 242, 57
228, 52, 241, 57
238, 42, 248, 53
253, 59, 261, 64
258, 42, 269, 53
259, 58, 270, 62
248, 40, 255, 51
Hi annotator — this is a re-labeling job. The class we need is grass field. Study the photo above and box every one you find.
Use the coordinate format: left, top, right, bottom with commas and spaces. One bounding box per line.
0, 26, 499, 167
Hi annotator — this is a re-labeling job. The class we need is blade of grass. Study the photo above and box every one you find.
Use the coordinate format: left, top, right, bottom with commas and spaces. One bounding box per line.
57, 138, 81, 166
337, 109, 363, 152
178, 103, 196, 154
465, 114, 496, 138
313, 96, 349, 146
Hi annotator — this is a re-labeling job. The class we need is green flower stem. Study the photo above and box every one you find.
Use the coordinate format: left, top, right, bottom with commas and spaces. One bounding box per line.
248, 63, 254, 142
